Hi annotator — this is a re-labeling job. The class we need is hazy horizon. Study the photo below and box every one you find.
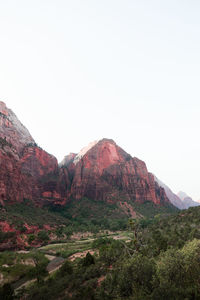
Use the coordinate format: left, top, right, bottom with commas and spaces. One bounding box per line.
0, 1, 200, 201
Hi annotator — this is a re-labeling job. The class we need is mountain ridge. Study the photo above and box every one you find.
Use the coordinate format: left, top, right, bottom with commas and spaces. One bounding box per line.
0, 102, 175, 218
177, 191, 200, 209
154, 175, 199, 209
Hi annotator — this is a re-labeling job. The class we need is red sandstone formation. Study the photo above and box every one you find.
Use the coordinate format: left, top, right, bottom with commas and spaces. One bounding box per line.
0, 101, 68, 206
64, 139, 169, 205
0, 101, 169, 209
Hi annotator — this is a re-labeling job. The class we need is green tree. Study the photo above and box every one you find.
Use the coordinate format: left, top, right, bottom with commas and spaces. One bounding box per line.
37, 230, 49, 243
28, 234, 36, 244
59, 260, 73, 276
82, 252, 95, 267
31, 253, 49, 283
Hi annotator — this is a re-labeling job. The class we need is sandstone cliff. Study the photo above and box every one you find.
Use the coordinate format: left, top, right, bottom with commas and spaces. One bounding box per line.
0, 101, 68, 206
62, 139, 169, 206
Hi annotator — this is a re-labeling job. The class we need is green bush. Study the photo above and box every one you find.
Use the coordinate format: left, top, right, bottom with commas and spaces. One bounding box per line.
37, 230, 49, 242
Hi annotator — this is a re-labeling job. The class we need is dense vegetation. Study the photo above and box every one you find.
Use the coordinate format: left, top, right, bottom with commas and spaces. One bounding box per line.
1, 206, 200, 299
0, 200, 127, 235
0, 200, 70, 228
0, 197, 177, 238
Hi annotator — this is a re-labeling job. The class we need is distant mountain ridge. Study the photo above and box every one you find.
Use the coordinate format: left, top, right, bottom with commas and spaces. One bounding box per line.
177, 191, 200, 209
154, 174, 199, 209
154, 176, 185, 209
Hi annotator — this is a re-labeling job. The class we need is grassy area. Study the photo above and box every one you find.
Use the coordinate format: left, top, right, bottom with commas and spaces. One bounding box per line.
39, 231, 131, 258
40, 239, 94, 258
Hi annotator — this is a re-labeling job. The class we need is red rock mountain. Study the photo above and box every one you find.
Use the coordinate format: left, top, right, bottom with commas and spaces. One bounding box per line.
61, 139, 169, 206
0, 102, 170, 209
0, 101, 68, 206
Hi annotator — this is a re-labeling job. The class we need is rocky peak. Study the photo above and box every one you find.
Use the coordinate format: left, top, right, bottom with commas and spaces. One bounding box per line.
0, 101, 34, 153
0, 102, 69, 206
67, 139, 169, 205
60, 138, 125, 169
73, 140, 99, 165
74, 138, 129, 170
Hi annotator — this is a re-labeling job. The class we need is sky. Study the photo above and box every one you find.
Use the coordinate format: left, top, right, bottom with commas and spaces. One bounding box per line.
0, 1, 200, 200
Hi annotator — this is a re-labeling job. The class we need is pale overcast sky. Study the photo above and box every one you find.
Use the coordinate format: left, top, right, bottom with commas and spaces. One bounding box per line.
0, 1, 200, 200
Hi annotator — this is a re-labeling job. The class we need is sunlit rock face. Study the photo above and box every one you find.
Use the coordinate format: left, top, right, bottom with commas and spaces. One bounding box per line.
63, 139, 169, 205
0, 102, 69, 206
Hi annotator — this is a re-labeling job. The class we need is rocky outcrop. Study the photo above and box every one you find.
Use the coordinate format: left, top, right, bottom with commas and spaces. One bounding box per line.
63, 139, 169, 205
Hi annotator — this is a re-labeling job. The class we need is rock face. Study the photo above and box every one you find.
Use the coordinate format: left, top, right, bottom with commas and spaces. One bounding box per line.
0, 101, 68, 206
63, 139, 169, 205
0, 102, 170, 209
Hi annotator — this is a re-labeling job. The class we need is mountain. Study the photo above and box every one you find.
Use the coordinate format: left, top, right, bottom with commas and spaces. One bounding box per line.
0, 101, 175, 219
154, 176, 185, 209
177, 191, 200, 209
0, 101, 69, 206
62, 139, 169, 207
